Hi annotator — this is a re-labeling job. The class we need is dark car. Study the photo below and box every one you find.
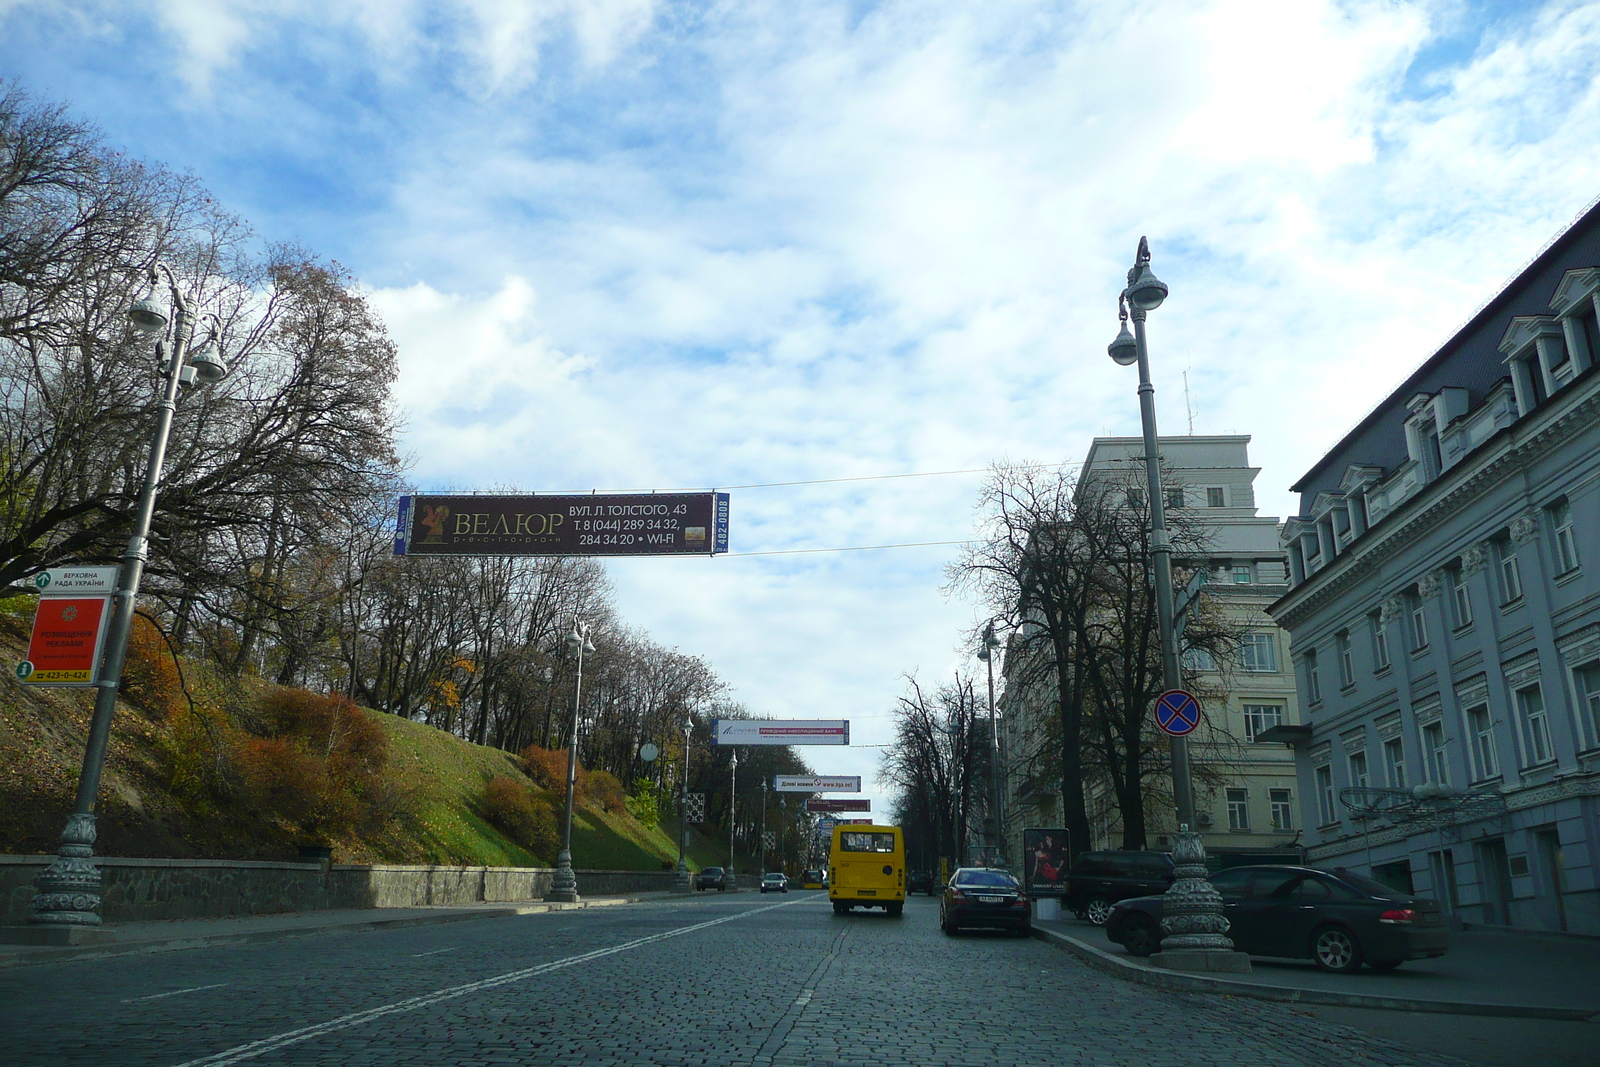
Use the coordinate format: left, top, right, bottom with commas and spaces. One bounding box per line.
695, 866, 729, 891
1066, 850, 1175, 925
1104, 865, 1450, 973
907, 870, 934, 895
939, 867, 1030, 936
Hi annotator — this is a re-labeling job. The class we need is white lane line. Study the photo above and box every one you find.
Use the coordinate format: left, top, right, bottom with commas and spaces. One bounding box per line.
411, 948, 457, 957
123, 983, 229, 1004
169, 896, 809, 1067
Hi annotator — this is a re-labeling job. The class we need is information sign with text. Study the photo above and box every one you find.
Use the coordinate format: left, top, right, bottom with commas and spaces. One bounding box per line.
773, 775, 861, 792
712, 720, 849, 746
805, 798, 870, 813
17, 596, 112, 686
395, 492, 729, 557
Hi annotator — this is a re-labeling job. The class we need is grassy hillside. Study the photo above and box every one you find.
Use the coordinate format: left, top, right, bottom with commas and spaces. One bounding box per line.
0, 605, 683, 870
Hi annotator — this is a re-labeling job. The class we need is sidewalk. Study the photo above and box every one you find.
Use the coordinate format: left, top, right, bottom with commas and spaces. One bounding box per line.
1032, 917, 1600, 1021
0, 892, 683, 970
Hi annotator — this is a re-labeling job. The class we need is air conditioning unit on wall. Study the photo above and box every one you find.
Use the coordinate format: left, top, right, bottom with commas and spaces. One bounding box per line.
1196, 812, 1214, 827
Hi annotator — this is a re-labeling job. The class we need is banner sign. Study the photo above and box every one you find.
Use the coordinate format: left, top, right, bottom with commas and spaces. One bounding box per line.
773, 775, 861, 792
817, 818, 836, 833
1022, 828, 1072, 899
712, 720, 849, 746
17, 596, 113, 687
395, 492, 730, 557
838, 818, 873, 825
31, 566, 120, 596
806, 798, 870, 813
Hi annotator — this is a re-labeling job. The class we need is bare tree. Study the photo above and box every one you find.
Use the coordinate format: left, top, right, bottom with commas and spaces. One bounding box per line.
880, 673, 989, 867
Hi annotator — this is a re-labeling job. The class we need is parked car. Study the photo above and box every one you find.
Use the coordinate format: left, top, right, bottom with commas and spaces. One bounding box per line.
939, 867, 1030, 936
1104, 865, 1450, 973
1066, 850, 1175, 925
907, 870, 934, 895
760, 872, 789, 893
695, 866, 729, 891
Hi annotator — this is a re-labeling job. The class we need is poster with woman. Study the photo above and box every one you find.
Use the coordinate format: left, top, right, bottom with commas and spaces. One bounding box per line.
1023, 828, 1071, 898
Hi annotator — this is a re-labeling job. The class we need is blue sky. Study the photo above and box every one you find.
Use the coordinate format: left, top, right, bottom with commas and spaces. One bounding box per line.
5, 0, 1600, 814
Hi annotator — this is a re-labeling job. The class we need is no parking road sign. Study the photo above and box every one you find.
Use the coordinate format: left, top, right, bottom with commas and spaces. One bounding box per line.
1153, 689, 1202, 737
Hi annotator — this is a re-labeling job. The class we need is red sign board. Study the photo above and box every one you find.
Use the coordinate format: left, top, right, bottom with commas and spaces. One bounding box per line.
18, 596, 112, 686
805, 798, 870, 813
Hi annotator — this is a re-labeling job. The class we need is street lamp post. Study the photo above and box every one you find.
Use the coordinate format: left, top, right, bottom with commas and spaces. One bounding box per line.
726, 750, 738, 891
671, 719, 693, 892
977, 621, 1005, 868
547, 618, 595, 903
760, 779, 769, 875
779, 798, 788, 875
27, 264, 229, 938
1107, 237, 1247, 972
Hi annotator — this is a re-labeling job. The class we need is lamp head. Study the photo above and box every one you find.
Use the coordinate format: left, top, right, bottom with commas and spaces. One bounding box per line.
185, 336, 229, 384
1126, 236, 1167, 311
566, 628, 583, 652
128, 295, 169, 333
977, 646, 991, 662
1108, 321, 1138, 365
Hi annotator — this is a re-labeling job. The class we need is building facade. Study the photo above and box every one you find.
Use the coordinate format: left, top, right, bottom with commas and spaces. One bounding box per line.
1003, 435, 1302, 863
1269, 204, 1600, 933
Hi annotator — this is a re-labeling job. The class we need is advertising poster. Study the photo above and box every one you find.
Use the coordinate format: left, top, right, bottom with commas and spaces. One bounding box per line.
712, 720, 849, 746
804, 798, 870, 813
1023, 828, 1072, 899
773, 774, 861, 792
396, 492, 729, 557
18, 595, 112, 686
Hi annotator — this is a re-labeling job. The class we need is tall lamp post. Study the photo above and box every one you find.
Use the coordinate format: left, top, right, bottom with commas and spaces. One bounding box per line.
778, 798, 788, 875
760, 779, 769, 875
671, 719, 693, 892
1107, 237, 1247, 972
726, 750, 738, 891
27, 264, 229, 938
547, 618, 596, 903
976, 621, 1005, 868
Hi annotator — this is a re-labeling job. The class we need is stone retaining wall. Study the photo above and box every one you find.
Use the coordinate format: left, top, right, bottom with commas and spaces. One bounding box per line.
0, 856, 678, 923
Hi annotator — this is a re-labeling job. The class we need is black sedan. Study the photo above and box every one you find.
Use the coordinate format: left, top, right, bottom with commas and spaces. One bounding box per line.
907, 870, 934, 895
939, 868, 1030, 936
1105, 865, 1449, 973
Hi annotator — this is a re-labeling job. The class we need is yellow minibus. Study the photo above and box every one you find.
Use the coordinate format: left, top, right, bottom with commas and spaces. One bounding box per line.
828, 824, 905, 916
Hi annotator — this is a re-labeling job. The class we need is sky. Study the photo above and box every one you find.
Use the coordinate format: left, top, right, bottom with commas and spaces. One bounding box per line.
4, 0, 1599, 819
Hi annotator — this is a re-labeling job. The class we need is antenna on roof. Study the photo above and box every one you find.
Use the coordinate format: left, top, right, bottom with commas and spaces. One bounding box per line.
1183, 367, 1195, 435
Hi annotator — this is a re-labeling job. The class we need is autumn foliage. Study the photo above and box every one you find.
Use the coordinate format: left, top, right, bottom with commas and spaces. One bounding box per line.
121, 614, 186, 718
482, 776, 559, 858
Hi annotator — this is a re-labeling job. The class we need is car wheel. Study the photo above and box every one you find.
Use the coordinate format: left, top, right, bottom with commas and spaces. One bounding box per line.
1119, 914, 1161, 957
1367, 958, 1404, 972
943, 918, 959, 936
1013, 924, 1031, 938
1312, 925, 1364, 974
1085, 896, 1113, 926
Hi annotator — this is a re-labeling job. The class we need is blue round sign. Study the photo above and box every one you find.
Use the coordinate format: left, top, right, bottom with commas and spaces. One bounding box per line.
1153, 689, 1202, 737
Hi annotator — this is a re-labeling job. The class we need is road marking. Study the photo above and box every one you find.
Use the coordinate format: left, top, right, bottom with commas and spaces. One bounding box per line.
169, 896, 810, 1067
751, 923, 849, 1067
411, 947, 457, 957
123, 983, 229, 1004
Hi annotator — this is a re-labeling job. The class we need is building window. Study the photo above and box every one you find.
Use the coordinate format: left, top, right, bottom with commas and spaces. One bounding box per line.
1409, 593, 1428, 652
1315, 765, 1336, 825
1206, 487, 1226, 508
1550, 501, 1579, 575
1516, 684, 1554, 766
1337, 631, 1354, 687
1450, 565, 1473, 629
1304, 650, 1322, 705
1167, 488, 1185, 509
1579, 665, 1600, 749
1383, 737, 1406, 788
1423, 721, 1449, 786
1233, 564, 1253, 584
1126, 487, 1144, 509
1347, 748, 1369, 789
1370, 611, 1390, 672
1243, 704, 1283, 743
1226, 788, 1250, 831
1269, 788, 1293, 830
1181, 646, 1217, 672
1467, 705, 1498, 780
1239, 633, 1278, 673
1496, 540, 1523, 604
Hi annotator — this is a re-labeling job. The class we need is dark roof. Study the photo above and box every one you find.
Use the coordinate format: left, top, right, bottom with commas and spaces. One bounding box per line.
1290, 196, 1600, 507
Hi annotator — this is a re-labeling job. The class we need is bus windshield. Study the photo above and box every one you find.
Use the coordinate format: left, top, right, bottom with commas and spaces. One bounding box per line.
839, 832, 897, 853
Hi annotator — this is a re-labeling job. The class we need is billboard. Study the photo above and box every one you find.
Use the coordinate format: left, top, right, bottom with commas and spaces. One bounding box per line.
805, 798, 869, 813
712, 720, 849, 746
773, 775, 861, 792
1022, 828, 1072, 899
395, 492, 730, 557
17, 596, 112, 687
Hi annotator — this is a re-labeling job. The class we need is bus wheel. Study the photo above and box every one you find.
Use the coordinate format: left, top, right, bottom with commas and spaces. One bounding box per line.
833, 902, 849, 915
887, 902, 904, 917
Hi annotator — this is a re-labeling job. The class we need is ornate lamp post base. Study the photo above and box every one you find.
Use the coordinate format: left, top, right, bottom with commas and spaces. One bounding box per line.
670, 859, 692, 893
0, 814, 118, 946
545, 849, 580, 903
1153, 828, 1251, 974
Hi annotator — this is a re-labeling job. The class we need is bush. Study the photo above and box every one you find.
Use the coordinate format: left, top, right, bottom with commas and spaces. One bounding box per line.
625, 785, 660, 828
121, 613, 185, 718
482, 776, 559, 858
518, 745, 573, 790
580, 769, 627, 815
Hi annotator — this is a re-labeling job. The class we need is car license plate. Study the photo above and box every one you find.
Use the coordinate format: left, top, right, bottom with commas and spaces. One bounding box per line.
979, 895, 1004, 903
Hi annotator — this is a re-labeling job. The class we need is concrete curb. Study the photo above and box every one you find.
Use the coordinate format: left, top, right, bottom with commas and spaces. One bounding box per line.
0, 896, 641, 970
1031, 923, 1599, 1022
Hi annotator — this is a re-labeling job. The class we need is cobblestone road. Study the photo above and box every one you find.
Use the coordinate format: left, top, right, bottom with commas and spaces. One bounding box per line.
0, 892, 1482, 1067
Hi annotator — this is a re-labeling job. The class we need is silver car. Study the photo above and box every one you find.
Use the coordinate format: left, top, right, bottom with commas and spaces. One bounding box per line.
760, 872, 789, 893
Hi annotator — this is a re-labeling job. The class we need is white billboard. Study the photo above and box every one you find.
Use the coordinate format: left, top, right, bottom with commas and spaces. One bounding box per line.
710, 719, 849, 746
773, 775, 862, 792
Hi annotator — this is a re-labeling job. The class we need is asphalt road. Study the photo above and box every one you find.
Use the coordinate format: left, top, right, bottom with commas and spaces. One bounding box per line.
0, 891, 1582, 1067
